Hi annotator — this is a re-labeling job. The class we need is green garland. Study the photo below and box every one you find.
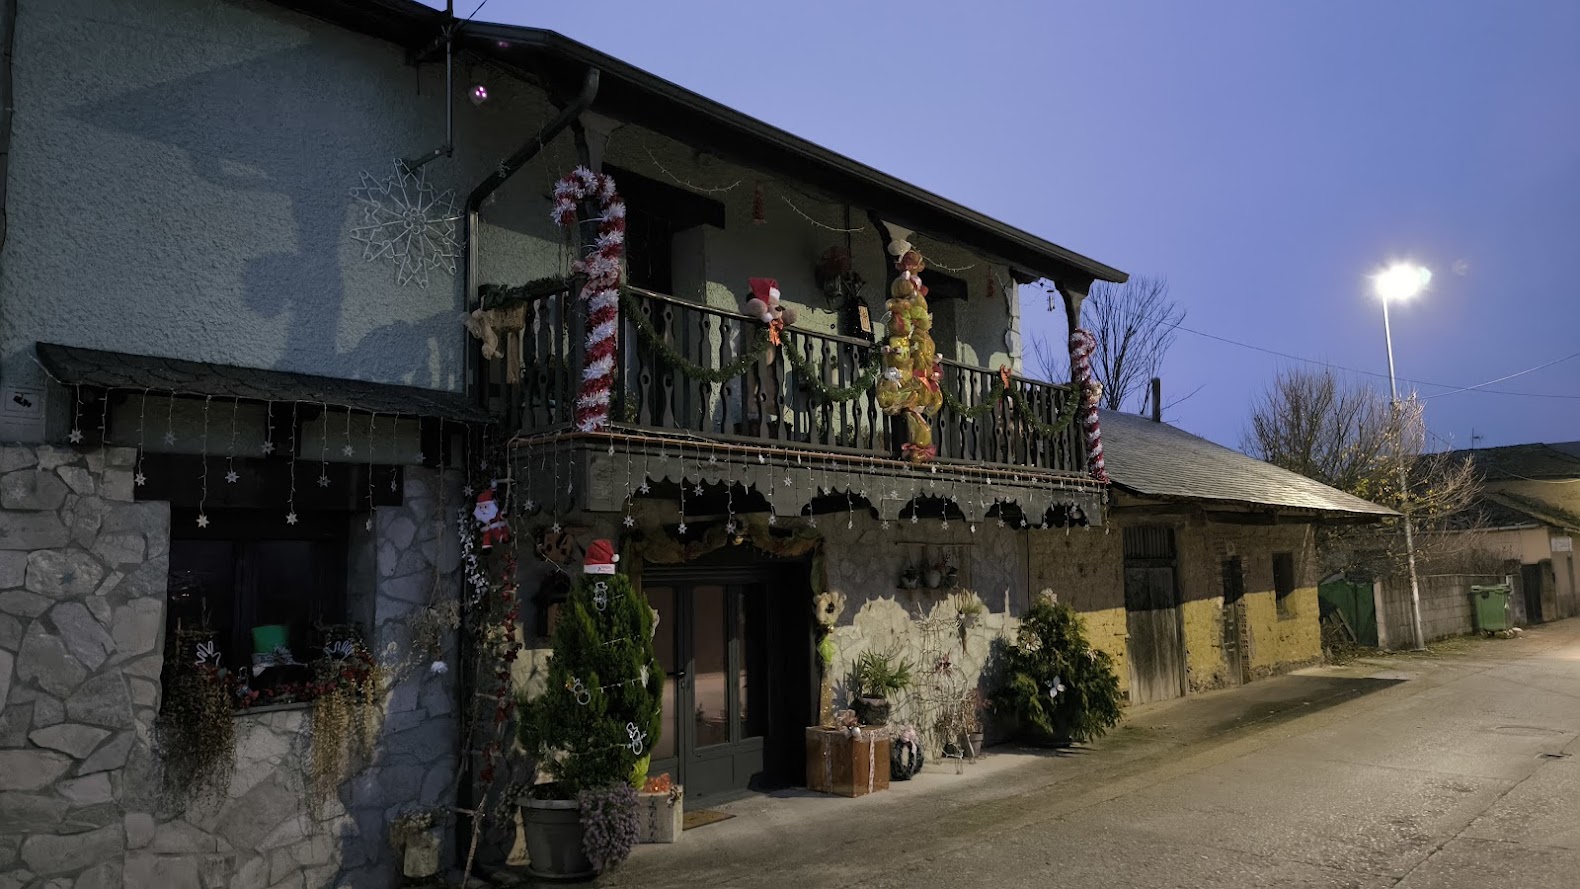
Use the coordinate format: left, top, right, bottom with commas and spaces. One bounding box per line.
783, 341, 885, 402
619, 286, 773, 384
939, 375, 1083, 438
615, 285, 1080, 434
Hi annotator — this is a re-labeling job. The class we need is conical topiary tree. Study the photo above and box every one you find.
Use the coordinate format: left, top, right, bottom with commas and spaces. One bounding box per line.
991, 594, 1122, 743
520, 539, 664, 795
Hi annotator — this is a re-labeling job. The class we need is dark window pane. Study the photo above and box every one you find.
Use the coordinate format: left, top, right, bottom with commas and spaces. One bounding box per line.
692, 585, 729, 748
646, 586, 678, 762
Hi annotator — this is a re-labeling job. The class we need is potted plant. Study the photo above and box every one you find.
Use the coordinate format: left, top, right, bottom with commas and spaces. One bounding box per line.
518, 540, 663, 880
923, 561, 944, 590
389, 807, 442, 879
991, 595, 1122, 746
849, 648, 911, 726
953, 592, 985, 650
940, 553, 959, 589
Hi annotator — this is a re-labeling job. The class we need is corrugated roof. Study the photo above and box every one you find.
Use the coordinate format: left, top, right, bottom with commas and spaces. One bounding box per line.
1439, 442, 1580, 481
1100, 410, 1397, 518
37, 343, 489, 423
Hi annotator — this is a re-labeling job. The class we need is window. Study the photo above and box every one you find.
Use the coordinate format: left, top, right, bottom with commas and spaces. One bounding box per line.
1272, 552, 1296, 618
164, 509, 352, 706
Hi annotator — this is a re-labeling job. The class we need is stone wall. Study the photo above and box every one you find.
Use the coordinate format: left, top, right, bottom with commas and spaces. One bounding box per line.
1377, 573, 1506, 647
0, 446, 461, 889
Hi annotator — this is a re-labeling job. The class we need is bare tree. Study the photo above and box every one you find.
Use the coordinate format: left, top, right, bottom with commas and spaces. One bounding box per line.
1243, 367, 1487, 577
1031, 276, 1183, 414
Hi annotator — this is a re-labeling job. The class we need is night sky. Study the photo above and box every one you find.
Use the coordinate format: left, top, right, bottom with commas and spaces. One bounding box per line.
435, 0, 1580, 450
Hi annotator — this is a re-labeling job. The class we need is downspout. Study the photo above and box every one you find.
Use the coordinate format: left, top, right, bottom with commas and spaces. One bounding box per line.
461, 66, 599, 405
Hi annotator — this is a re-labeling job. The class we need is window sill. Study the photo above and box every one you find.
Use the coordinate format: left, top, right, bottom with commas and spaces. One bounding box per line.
233, 701, 314, 718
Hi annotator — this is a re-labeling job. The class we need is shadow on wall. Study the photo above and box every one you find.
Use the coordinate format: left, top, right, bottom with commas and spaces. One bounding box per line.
69, 35, 460, 387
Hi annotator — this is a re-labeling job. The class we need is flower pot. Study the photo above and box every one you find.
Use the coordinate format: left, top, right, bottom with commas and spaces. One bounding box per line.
521, 798, 595, 881
250, 624, 289, 654
966, 731, 984, 758
923, 570, 943, 589
402, 829, 441, 879
851, 696, 890, 726
899, 573, 920, 590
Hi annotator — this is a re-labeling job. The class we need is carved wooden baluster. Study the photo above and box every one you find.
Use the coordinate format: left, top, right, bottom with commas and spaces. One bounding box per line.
658, 303, 678, 431
768, 334, 786, 442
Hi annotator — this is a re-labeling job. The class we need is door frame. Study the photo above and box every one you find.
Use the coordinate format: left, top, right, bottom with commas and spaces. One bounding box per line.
642, 562, 813, 801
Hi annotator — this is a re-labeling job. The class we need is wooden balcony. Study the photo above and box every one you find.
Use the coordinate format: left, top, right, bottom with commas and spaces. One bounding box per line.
483, 284, 1087, 476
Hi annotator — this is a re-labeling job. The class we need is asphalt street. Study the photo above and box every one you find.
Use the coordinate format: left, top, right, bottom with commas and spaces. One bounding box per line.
597, 620, 1580, 889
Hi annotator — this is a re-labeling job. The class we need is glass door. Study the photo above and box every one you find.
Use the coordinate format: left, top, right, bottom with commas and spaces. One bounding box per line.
643, 581, 765, 801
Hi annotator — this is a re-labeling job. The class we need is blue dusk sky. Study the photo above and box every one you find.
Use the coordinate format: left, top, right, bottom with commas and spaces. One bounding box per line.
437, 0, 1580, 451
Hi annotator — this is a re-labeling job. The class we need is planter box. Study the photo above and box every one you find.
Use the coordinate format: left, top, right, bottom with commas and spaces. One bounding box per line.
805, 728, 891, 797
636, 787, 684, 843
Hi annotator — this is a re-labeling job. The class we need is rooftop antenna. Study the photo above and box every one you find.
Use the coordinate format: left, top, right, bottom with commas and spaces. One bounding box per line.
1470, 428, 1483, 451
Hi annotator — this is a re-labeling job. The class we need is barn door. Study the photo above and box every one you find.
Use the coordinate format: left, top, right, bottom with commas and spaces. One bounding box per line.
1220, 557, 1249, 686
1123, 527, 1187, 704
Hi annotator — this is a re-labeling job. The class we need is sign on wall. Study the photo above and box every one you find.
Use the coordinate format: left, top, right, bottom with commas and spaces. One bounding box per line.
1552, 536, 1574, 553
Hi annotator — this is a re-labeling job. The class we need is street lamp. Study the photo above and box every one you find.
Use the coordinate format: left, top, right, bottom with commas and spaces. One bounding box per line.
1372, 262, 1431, 650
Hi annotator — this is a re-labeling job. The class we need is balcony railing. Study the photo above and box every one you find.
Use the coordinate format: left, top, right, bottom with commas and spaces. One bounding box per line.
491, 284, 1086, 475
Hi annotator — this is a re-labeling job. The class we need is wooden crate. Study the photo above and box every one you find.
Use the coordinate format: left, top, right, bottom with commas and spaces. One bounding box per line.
804, 728, 891, 797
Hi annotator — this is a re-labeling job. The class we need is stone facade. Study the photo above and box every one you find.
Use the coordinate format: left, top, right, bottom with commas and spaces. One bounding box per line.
0, 446, 461, 889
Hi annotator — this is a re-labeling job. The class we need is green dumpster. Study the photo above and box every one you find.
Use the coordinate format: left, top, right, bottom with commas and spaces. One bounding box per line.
1470, 585, 1511, 632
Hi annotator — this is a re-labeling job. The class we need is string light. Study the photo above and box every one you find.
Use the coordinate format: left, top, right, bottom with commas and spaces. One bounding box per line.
96, 387, 110, 445
317, 404, 331, 488
67, 385, 84, 444
262, 403, 275, 456
162, 392, 177, 446
641, 140, 742, 194
194, 396, 212, 528
133, 388, 150, 487
365, 413, 377, 531
224, 398, 240, 484
779, 193, 865, 233
285, 402, 299, 526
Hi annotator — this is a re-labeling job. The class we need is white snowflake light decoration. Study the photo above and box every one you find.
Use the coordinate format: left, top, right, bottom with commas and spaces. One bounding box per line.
349, 160, 461, 287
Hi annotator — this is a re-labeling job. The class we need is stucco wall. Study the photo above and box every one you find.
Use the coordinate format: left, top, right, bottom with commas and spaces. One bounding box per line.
0, 446, 462, 889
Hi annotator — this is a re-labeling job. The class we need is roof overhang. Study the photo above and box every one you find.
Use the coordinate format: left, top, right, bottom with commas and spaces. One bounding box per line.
37, 343, 490, 423
264, 0, 1128, 286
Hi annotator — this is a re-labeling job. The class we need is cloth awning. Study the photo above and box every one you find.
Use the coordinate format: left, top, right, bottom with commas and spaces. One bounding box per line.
36, 343, 490, 423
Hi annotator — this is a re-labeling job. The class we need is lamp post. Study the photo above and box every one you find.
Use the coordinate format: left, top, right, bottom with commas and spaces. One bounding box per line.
1373, 262, 1432, 650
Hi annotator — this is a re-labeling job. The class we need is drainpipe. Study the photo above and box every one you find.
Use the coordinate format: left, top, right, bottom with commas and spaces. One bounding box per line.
461, 67, 600, 405
401, 22, 455, 172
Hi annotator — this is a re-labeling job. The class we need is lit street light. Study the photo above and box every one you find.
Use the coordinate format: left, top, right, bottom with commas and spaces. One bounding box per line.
1373, 262, 1431, 650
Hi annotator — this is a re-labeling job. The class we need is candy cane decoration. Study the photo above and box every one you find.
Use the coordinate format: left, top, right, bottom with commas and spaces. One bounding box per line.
1069, 328, 1109, 482
552, 167, 626, 432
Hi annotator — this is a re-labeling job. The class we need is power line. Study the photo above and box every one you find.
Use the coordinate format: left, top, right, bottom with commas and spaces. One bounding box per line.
1420, 350, 1580, 400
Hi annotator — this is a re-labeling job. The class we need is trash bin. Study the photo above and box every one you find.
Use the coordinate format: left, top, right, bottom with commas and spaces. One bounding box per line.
1470, 585, 1511, 632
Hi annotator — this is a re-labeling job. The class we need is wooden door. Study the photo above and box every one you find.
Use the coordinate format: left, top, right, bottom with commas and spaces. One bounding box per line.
1123, 527, 1186, 704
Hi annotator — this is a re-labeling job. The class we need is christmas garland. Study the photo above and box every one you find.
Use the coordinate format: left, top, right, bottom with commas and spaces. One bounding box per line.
618, 286, 773, 384
937, 375, 1083, 440
553, 168, 626, 432
782, 341, 885, 402
619, 286, 883, 403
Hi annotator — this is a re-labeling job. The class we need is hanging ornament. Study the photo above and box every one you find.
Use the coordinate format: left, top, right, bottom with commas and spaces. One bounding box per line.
551, 167, 625, 433
285, 402, 299, 526
133, 388, 150, 487
162, 394, 177, 446
349, 160, 460, 287
196, 396, 212, 529
751, 181, 767, 224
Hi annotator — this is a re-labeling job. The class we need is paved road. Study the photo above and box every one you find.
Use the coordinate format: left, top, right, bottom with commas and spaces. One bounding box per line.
598, 620, 1580, 889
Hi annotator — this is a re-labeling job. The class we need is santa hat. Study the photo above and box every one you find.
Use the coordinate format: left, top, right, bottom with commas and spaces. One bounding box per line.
748, 277, 781, 304
476, 489, 495, 505
583, 538, 619, 575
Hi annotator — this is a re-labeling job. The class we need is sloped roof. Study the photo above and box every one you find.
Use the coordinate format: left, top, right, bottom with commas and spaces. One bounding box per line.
264, 0, 1126, 286
1440, 442, 1580, 481
37, 343, 489, 423
1099, 411, 1397, 518
1481, 491, 1580, 533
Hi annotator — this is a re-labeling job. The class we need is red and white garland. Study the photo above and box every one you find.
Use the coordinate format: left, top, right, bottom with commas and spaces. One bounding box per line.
1068, 328, 1109, 483
552, 167, 626, 433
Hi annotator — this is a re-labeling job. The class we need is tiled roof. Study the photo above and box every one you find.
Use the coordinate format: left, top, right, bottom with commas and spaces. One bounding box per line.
36, 343, 490, 423
1099, 410, 1397, 518
1440, 442, 1580, 481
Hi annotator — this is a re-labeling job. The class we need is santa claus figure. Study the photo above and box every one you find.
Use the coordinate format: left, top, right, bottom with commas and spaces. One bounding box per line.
473, 488, 510, 552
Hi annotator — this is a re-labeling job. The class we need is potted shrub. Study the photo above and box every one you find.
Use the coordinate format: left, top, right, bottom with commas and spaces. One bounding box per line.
849, 648, 911, 726
518, 540, 664, 880
991, 595, 1122, 746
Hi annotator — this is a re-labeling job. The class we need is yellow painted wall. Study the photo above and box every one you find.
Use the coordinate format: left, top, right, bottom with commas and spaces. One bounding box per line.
1078, 605, 1131, 696
1243, 587, 1320, 673
1179, 597, 1230, 689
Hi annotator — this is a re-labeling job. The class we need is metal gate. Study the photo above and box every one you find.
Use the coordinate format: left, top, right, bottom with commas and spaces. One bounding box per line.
1123, 527, 1187, 704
